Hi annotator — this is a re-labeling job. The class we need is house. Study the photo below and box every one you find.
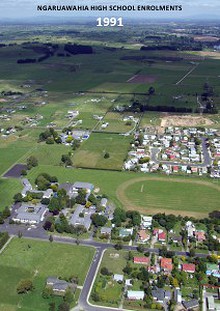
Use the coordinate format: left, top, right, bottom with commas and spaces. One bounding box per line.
72, 182, 94, 194
58, 183, 74, 197
21, 178, 32, 197
174, 288, 182, 304
182, 299, 199, 310
152, 289, 164, 303
182, 263, 196, 273
173, 166, 179, 173
195, 231, 206, 242
125, 279, 133, 287
113, 274, 124, 282
43, 189, 53, 199
100, 227, 112, 236
127, 290, 145, 300
138, 230, 150, 243
100, 198, 108, 208
185, 221, 195, 237
133, 257, 150, 265
158, 232, 166, 242
46, 277, 76, 296
119, 228, 133, 238
141, 215, 152, 228
171, 235, 182, 243
206, 263, 220, 278
69, 205, 95, 231
207, 296, 215, 311
12, 203, 47, 224
160, 258, 173, 272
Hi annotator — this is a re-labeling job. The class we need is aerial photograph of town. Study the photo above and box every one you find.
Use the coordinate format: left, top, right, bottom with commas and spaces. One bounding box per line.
0, 0, 219, 310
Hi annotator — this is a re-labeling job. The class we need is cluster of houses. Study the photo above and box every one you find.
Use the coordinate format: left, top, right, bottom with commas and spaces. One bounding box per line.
60, 129, 90, 144
209, 137, 220, 178
124, 126, 220, 177
110, 255, 204, 309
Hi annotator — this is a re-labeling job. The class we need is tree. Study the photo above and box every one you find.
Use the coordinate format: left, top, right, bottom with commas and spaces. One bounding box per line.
58, 302, 70, 311
101, 267, 111, 276
104, 152, 110, 159
42, 285, 53, 299
17, 279, 33, 294
189, 248, 196, 258
137, 244, 145, 253
49, 235, 53, 243
64, 288, 74, 304
27, 156, 38, 170
88, 194, 97, 205
48, 302, 56, 311
13, 193, 23, 202
91, 214, 108, 227
148, 86, 155, 95
2, 206, 11, 218
115, 242, 123, 250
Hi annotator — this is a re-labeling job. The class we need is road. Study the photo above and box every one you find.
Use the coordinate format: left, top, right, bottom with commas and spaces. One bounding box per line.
150, 137, 211, 168
0, 224, 208, 311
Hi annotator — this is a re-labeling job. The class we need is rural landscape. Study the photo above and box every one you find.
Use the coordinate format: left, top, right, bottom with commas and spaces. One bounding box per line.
0, 17, 220, 311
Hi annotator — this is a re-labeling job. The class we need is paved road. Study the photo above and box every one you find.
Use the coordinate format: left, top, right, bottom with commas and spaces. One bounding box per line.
0, 224, 208, 311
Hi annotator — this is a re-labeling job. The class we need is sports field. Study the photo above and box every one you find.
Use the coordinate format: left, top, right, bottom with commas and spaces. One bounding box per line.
116, 177, 220, 218
0, 238, 94, 311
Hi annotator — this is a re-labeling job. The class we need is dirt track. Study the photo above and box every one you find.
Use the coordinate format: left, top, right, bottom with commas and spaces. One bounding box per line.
116, 176, 220, 218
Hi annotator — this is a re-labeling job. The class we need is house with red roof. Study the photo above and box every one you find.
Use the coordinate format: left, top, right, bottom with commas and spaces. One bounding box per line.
138, 230, 150, 243
153, 228, 160, 235
160, 258, 173, 272
134, 257, 150, 265
195, 231, 206, 242
172, 166, 179, 173
158, 232, 166, 242
182, 263, 196, 273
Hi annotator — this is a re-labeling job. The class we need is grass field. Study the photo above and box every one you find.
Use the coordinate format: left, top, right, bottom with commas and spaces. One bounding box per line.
0, 238, 94, 311
26, 166, 220, 217
95, 112, 136, 133
72, 133, 131, 170
0, 178, 22, 211
117, 177, 220, 217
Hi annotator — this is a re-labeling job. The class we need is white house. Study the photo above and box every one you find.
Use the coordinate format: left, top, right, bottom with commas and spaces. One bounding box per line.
127, 290, 145, 300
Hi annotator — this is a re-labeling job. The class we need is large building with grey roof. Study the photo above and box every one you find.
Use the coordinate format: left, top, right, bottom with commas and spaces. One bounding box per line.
12, 203, 48, 224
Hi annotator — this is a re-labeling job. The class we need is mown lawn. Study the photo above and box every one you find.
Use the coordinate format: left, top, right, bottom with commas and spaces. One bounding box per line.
0, 238, 94, 311
124, 179, 220, 214
0, 178, 22, 211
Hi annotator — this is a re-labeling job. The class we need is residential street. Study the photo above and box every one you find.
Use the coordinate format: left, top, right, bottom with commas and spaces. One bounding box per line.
0, 224, 209, 311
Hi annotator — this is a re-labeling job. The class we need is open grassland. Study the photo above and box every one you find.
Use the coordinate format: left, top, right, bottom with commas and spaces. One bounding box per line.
116, 177, 220, 218
72, 133, 131, 170
27, 166, 220, 217
0, 179, 22, 211
0, 238, 94, 311
95, 112, 136, 133
19, 143, 70, 166
0, 137, 36, 176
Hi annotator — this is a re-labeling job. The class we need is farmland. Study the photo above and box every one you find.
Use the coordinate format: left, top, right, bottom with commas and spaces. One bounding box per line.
0, 238, 94, 311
